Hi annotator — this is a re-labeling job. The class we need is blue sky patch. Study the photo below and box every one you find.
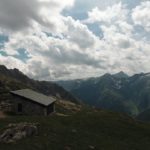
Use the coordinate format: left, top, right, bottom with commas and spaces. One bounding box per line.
14, 49, 31, 62
0, 35, 9, 49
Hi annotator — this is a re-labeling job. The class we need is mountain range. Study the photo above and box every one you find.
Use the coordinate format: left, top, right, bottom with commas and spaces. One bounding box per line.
0, 65, 78, 104
1, 65, 150, 149
56, 71, 150, 116
1, 65, 150, 119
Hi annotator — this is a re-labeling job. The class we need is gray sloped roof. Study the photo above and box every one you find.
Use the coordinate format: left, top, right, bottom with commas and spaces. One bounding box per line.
10, 89, 56, 106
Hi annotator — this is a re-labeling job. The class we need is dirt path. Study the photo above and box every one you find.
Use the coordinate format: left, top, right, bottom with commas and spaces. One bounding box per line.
0, 111, 6, 119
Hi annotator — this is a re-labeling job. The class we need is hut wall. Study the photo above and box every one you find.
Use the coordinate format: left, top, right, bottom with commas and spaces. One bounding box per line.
11, 95, 46, 115
47, 102, 55, 115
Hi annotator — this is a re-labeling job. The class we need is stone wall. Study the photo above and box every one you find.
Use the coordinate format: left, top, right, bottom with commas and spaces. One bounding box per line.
0, 102, 12, 112
11, 95, 47, 116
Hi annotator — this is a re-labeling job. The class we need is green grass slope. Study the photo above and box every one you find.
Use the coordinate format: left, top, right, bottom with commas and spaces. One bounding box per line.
0, 109, 150, 150
136, 108, 150, 122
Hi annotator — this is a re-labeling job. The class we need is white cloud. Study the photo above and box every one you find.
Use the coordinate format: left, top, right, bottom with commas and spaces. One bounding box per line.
82, 1, 150, 76
0, 15, 103, 80
64, 17, 99, 49
84, 2, 129, 24
132, 1, 150, 32
0, 0, 150, 80
0, 54, 26, 71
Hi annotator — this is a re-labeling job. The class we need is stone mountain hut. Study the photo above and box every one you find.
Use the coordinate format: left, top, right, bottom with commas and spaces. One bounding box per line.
10, 89, 56, 116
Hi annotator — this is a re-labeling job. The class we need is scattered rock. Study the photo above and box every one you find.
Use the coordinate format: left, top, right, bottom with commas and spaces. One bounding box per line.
88, 145, 95, 149
71, 129, 77, 133
0, 122, 39, 143
56, 100, 82, 114
64, 146, 72, 150
55, 113, 69, 117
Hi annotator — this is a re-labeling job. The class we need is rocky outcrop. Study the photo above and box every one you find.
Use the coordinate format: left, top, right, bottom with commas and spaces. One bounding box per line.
0, 123, 39, 143
0, 101, 12, 112
56, 100, 82, 114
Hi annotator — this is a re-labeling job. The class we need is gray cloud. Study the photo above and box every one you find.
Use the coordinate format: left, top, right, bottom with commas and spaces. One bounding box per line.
119, 40, 130, 49
0, 0, 40, 31
0, 0, 74, 32
49, 48, 102, 68
26, 60, 51, 80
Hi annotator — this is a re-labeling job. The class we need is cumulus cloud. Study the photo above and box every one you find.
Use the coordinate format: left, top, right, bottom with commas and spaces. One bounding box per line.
0, 0, 74, 33
64, 17, 99, 49
82, 1, 150, 75
0, 15, 103, 80
0, 0, 39, 31
132, 1, 150, 32
0, 0, 150, 80
84, 2, 129, 24
0, 54, 26, 71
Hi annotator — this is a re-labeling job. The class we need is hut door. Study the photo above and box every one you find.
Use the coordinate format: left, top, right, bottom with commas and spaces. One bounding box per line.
18, 103, 22, 112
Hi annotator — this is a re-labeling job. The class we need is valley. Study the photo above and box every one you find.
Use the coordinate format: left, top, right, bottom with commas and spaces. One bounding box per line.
57, 72, 150, 117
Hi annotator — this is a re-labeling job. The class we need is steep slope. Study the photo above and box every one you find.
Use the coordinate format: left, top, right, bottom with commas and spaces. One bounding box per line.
120, 73, 150, 112
56, 79, 84, 91
0, 65, 79, 104
57, 72, 150, 116
71, 73, 134, 114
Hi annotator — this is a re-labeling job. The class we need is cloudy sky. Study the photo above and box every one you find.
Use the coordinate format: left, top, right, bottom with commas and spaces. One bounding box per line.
0, 0, 150, 80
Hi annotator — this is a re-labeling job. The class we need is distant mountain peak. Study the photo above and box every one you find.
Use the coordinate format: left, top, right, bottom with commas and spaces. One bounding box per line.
0, 65, 7, 71
101, 73, 112, 78
113, 71, 128, 78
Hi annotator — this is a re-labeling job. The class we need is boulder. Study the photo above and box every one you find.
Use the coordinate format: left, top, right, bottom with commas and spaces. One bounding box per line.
88, 145, 95, 149
0, 122, 38, 143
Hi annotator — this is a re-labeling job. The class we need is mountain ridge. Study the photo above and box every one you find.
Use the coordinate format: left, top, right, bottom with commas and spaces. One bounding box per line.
0, 65, 79, 104
56, 71, 150, 116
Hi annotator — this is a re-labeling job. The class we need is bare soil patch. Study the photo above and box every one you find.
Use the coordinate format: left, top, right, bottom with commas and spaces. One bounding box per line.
0, 111, 6, 119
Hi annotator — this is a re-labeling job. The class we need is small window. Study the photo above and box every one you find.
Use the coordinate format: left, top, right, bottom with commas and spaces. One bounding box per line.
18, 103, 22, 112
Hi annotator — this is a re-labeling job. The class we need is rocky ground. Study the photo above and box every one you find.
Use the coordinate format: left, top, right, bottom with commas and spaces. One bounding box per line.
55, 100, 82, 116
0, 123, 38, 143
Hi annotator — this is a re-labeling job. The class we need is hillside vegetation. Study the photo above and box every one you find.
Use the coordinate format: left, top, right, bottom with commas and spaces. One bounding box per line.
1, 109, 150, 150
